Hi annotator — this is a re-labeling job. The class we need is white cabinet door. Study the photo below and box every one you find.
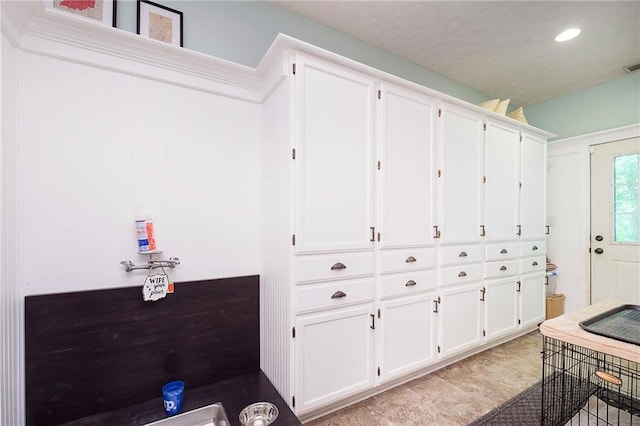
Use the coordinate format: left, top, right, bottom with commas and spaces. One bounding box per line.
379, 293, 437, 382
520, 133, 547, 241
519, 272, 545, 328
294, 304, 375, 413
484, 277, 518, 341
294, 55, 376, 253
484, 122, 520, 242
438, 282, 483, 358
378, 84, 436, 248
437, 104, 484, 244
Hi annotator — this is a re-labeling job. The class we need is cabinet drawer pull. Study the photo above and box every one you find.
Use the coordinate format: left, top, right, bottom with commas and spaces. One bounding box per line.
532, 245, 538, 250
480, 287, 486, 301
370, 314, 375, 330
405, 256, 417, 263
500, 265, 507, 271
458, 251, 468, 257
331, 291, 347, 299
500, 249, 508, 254
458, 271, 467, 277
405, 280, 417, 287
532, 261, 538, 266
330, 262, 347, 270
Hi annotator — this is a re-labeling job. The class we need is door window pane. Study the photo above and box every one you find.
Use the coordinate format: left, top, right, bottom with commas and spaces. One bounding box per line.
614, 153, 640, 243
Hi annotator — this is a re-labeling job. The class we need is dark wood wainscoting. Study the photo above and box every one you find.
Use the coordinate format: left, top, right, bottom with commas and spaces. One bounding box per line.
25, 276, 259, 425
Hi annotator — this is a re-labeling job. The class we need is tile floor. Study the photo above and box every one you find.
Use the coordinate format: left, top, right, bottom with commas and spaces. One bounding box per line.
305, 331, 543, 425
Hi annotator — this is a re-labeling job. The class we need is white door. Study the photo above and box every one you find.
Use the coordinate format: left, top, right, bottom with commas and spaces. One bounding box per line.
437, 104, 484, 244
484, 122, 520, 242
294, 55, 376, 253
378, 84, 436, 248
520, 133, 547, 240
590, 138, 640, 304
437, 282, 483, 358
294, 304, 375, 413
379, 293, 436, 382
484, 277, 518, 341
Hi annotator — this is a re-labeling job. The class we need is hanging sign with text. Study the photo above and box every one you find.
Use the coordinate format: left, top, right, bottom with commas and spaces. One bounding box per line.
142, 273, 173, 301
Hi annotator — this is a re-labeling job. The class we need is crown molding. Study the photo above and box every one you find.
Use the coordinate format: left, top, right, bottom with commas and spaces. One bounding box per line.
17, 7, 263, 102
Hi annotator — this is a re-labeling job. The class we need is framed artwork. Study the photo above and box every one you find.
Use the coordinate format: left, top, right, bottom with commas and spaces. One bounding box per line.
46, 0, 117, 27
137, 0, 183, 47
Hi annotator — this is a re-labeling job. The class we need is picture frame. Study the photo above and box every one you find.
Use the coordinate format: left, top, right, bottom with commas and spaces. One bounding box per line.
46, 0, 117, 27
137, 0, 183, 47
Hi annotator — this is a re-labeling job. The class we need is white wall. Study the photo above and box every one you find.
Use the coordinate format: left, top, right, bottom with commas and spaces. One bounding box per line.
16, 51, 262, 296
547, 143, 589, 313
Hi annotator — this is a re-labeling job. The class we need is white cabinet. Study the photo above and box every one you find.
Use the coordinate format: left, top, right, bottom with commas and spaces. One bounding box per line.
484, 277, 519, 341
260, 38, 551, 419
437, 282, 484, 358
378, 83, 436, 248
519, 272, 546, 328
520, 133, 547, 241
484, 122, 520, 242
294, 55, 376, 253
437, 104, 484, 244
294, 305, 376, 413
378, 293, 437, 382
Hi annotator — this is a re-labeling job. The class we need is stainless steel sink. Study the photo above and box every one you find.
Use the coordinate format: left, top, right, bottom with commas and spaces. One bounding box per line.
144, 403, 231, 426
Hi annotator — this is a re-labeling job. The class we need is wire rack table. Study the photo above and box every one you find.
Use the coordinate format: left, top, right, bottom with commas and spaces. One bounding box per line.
539, 300, 640, 425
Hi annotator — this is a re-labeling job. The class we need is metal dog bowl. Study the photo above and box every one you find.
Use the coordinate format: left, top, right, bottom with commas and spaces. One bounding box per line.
239, 402, 279, 426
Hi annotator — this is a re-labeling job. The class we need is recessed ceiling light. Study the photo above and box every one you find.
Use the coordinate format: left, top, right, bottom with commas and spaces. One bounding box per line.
554, 28, 581, 42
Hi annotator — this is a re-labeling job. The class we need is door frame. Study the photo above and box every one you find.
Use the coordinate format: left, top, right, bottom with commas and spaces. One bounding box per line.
547, 124, 640, 312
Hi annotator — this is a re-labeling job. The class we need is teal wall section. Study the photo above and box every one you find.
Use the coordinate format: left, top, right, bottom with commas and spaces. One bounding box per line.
117, 1, 639, 138
116, 0, 490, 104
526, 72, 640, 140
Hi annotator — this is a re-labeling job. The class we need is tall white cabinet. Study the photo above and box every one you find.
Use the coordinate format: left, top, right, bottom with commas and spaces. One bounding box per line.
376, 83, 438, 383
294, 55, 375, 253
261, 38, 552, 421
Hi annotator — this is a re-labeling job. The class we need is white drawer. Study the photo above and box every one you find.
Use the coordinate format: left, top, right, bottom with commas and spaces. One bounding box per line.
484, 260, 519, 278
380, 270, 436, 299
520, 241, 546, 257
440, 245, 483, 266
296, 278, 374, 314
380, 247, 436, 274
519, 255, 546, 274
484, 242, 520, 261
296, 252, 374, 284
439, 263, 483, 287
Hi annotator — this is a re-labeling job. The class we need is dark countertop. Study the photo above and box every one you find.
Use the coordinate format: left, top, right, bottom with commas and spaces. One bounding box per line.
61, 371, 301, 426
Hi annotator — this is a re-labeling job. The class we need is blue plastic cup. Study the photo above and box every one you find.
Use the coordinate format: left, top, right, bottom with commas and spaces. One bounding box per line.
162, 381, 184, 416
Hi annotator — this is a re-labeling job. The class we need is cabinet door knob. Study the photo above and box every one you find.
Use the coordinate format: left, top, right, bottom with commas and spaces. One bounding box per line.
405, 256, 417, 263
458, 251, 468, 257
331, 291, 347, 299
500, 249, 508, 254
458, 271, 467, 277
500, 265, 507, 271
405, 280, 417, 287
330, 262, 347, 270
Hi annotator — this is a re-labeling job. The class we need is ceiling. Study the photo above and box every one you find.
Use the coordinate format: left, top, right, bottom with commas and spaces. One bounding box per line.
272, 1, 640, 106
